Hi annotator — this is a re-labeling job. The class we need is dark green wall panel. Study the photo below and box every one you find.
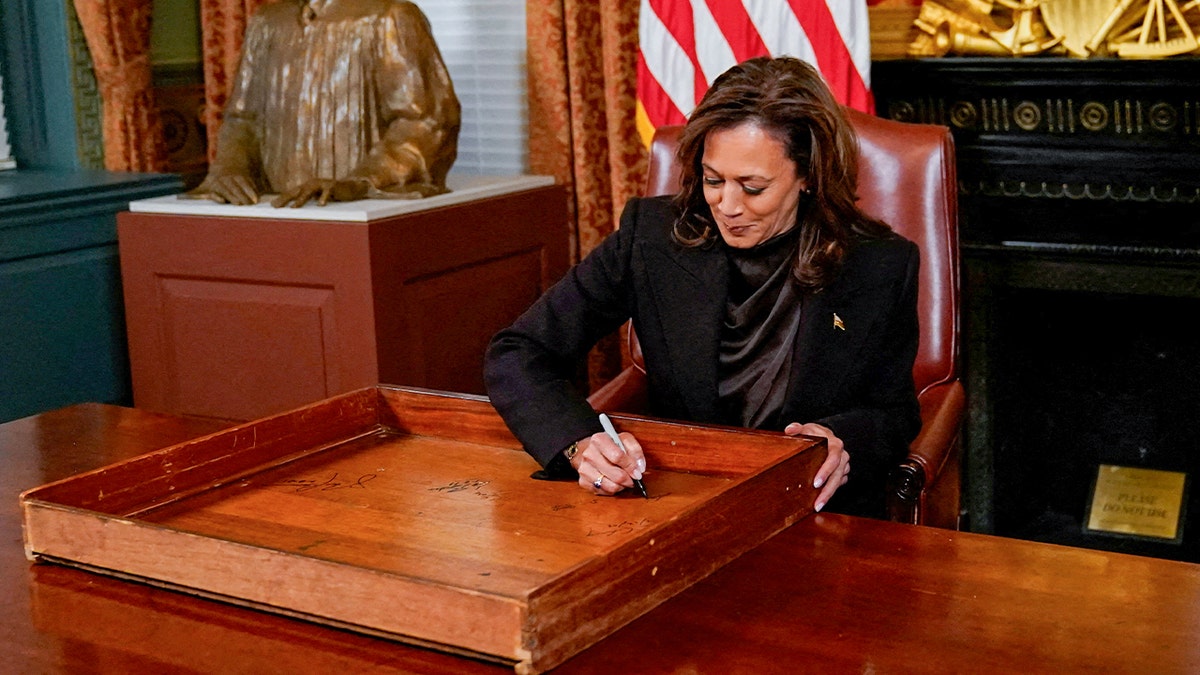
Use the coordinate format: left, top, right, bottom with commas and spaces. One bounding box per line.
1, 246, 129, 421
1, 169, 181, 422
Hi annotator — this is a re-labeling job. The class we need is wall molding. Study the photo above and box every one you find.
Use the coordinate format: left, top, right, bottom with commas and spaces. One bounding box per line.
64, 0, 103, 169
960, 180, 1200, 204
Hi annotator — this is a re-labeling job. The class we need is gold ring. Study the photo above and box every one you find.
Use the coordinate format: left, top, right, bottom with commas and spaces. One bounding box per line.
592, 475, 604, 489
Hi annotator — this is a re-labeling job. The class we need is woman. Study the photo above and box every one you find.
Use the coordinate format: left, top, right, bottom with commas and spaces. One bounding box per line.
485, 56, 920, 518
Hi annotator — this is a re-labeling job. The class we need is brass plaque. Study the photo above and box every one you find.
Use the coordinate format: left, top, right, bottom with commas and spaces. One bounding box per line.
1085, 464, 1187, 542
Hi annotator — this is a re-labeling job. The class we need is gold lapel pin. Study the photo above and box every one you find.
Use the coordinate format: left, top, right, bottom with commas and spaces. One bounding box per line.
833, 313, 845, 331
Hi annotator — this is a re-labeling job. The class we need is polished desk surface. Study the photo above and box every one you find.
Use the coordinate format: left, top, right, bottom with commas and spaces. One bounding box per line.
4, 404, 1199, 674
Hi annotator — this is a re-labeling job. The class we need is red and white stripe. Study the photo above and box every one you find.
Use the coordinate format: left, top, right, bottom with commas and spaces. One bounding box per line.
637, 0, 873, 145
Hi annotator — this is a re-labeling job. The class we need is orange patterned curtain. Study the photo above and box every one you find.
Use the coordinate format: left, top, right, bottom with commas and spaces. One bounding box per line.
197, 0, 271, 161
527, 0, 645, 260
527, 0, 646, 387
73, 0, 167, 172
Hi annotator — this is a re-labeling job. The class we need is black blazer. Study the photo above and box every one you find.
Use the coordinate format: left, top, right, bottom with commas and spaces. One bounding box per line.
485, 196, 921, 507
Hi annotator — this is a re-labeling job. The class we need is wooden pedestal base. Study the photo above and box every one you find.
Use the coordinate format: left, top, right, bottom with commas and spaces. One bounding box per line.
118, 180, 568, 421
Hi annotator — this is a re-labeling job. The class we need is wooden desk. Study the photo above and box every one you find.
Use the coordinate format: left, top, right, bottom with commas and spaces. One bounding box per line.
5, 404, 1200, 673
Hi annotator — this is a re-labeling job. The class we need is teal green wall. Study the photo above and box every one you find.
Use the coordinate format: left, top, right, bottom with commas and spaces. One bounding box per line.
0, 169, 184, 423
0, 0, 96, 169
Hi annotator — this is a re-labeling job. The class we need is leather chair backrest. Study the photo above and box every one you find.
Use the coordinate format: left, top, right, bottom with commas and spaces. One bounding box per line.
637, 109, 960, 395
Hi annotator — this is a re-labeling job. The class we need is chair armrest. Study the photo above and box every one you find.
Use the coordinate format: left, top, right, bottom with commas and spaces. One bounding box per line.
586, 366, 649, 413
910, 379, 966, 480
887, 380, 965, 528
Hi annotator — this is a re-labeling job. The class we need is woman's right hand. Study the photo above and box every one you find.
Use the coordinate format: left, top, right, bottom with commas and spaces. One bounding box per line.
784, 422, 849, 512
567, 431, 647, 496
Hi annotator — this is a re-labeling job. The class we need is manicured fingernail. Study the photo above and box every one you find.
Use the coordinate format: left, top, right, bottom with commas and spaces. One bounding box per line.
815, 502, 825, 512
813, 477, 824, 488
636, 458, 646, 473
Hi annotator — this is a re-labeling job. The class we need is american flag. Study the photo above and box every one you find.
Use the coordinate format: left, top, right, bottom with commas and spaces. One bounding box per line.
636, 0, 873, 145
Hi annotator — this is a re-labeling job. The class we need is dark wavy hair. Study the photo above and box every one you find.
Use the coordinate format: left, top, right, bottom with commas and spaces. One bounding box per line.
672, 56, 891, 291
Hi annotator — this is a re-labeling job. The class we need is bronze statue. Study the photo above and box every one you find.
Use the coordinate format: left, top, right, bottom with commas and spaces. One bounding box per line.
908, 0, 1200, 58
186, 0, 461, 207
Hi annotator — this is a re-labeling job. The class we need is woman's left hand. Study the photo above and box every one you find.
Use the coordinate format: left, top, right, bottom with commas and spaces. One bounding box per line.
784, 422, 848, 512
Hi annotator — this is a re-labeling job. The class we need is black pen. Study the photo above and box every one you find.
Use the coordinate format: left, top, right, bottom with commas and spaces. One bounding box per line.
598, 413, 649, 499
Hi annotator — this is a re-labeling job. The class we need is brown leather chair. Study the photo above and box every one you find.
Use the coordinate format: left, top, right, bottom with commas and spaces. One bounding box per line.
588, 109, 964, 529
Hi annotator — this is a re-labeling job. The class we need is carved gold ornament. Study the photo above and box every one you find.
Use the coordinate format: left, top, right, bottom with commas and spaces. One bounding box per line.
908, 0, 1200, 57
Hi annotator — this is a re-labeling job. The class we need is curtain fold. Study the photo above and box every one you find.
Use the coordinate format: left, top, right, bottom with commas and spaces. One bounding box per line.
73, 0, 167, 172
526, 0, 645, 388
197, 0, 270, 161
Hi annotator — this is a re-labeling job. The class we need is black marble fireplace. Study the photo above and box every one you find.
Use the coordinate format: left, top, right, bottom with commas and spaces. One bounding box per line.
873, 58, 1200, 562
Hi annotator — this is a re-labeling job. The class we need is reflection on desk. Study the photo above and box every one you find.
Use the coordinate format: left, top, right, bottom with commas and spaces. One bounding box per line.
4, 403, 1200, 673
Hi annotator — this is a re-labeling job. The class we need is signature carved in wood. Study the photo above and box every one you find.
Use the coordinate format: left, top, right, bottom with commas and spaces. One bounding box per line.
273, 472, 377, 492
587, 518, 652, 537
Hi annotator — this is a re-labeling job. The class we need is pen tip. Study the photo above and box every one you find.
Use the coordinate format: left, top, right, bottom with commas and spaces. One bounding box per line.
635, 479, 649, 499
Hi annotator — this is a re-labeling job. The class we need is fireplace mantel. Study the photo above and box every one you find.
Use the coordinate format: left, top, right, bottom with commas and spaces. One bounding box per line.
873, 58, 1200, 205
873, 58, 1200, 542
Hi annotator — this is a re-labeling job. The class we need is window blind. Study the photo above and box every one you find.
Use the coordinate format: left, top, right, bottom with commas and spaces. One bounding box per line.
423, 1, 528, 176
0, 75, 13, 169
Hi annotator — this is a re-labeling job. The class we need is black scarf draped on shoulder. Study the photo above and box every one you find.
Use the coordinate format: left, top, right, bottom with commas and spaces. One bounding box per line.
718, 225, 804, 430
